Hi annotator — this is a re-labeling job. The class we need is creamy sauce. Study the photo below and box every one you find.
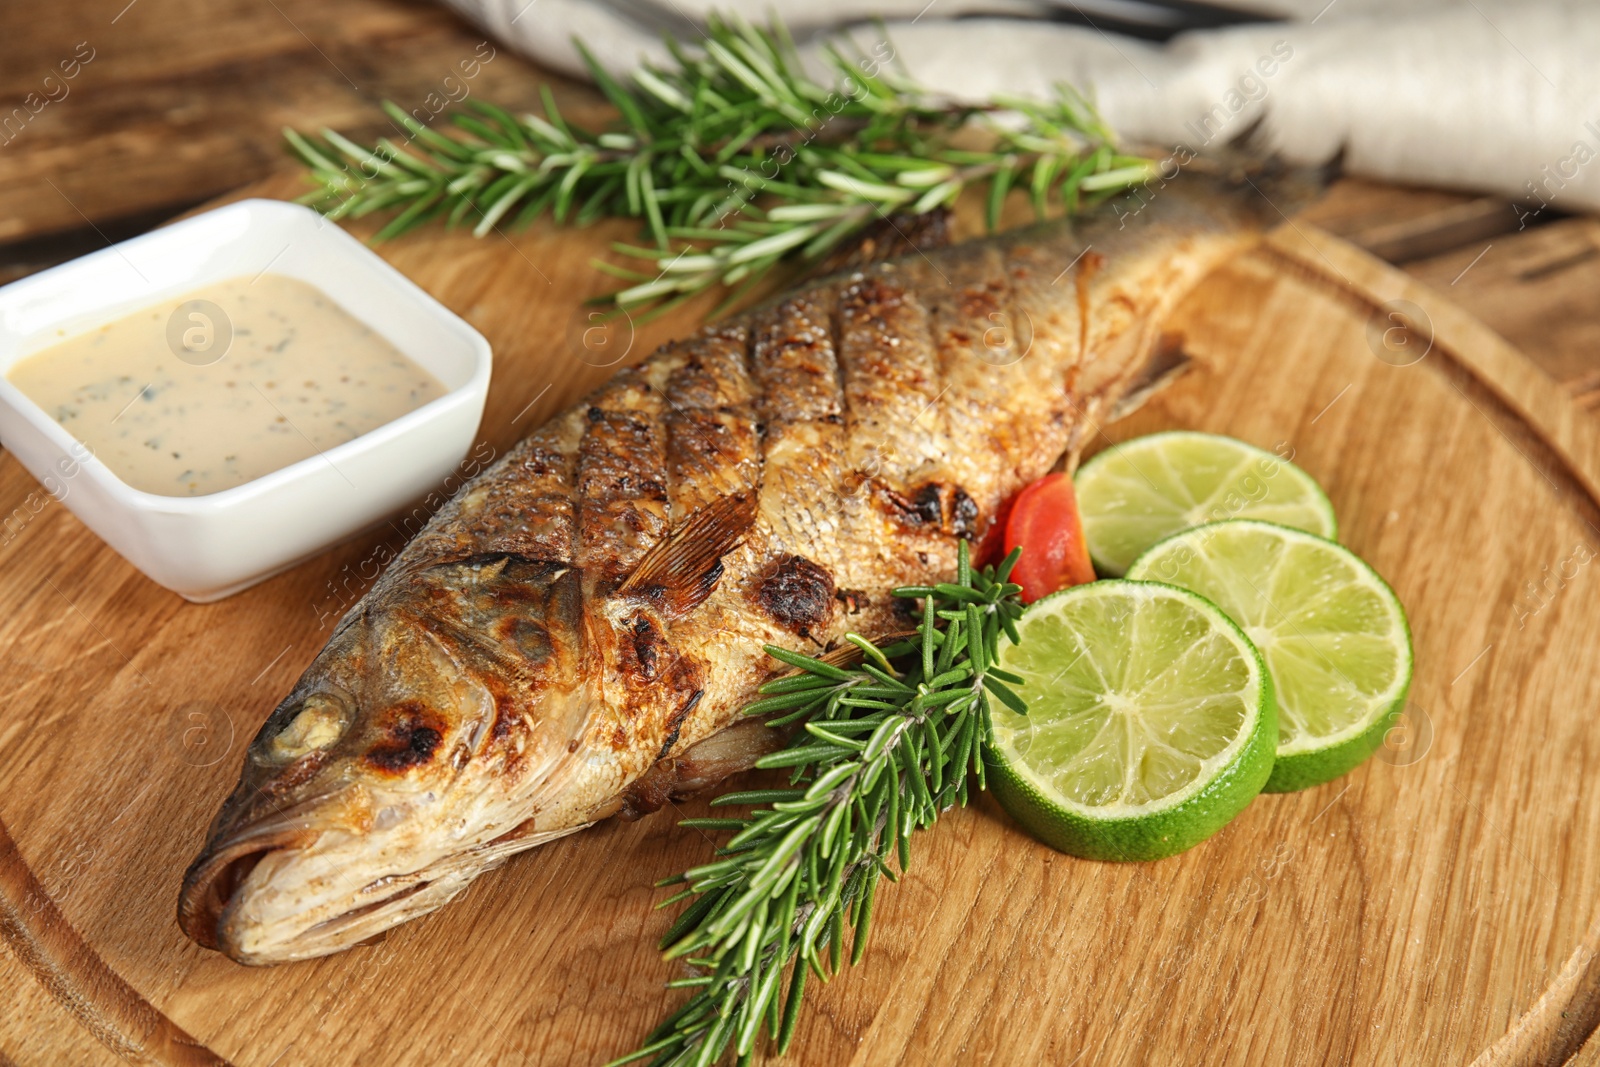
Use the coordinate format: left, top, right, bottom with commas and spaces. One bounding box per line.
7, 274, 445, 496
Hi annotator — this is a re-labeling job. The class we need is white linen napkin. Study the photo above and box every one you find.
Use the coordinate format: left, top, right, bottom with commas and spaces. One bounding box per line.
442, 0, 1600, 213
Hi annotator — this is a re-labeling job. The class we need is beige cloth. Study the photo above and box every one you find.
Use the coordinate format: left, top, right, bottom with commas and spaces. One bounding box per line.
442, 0, 1600, 212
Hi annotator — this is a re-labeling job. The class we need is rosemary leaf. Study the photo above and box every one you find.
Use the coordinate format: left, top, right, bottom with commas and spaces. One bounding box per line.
285, 15, 1151, 317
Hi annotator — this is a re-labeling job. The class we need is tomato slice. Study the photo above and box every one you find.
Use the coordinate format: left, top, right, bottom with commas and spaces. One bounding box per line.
1003, 472, 1096, 603
973, 492, 1015, 570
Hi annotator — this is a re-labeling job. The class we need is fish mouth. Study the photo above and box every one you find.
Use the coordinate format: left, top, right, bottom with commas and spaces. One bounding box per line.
175, 812, 598, 966
178, 815, 323, 955
178, 822, 441, 965
177, 797, 587, 965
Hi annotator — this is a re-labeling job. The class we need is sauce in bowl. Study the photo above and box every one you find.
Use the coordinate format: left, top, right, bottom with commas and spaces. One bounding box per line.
7, 274, 444, 497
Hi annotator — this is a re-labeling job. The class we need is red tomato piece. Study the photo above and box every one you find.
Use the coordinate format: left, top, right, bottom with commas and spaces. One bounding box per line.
973, 492, 1016, 570
1003, 472, 1097, 603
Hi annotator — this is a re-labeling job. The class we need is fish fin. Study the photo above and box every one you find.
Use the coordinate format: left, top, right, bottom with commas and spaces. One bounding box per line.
622, 717, 789, 816
617, 491, 758, 615
600, 630, 917, 813
1109, 330, 1193, 423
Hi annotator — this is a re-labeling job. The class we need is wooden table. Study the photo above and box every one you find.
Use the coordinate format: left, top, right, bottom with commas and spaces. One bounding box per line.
4, 3, 1600, 1065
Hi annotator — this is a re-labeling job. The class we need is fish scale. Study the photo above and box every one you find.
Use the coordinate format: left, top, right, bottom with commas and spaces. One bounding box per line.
661, 328, 761, 512
929, 243, 1036, 505
179, 166, 1314, 963
750, 290, 843, 423
839, 267, 948, 485
450, 414, 581, 563
576, 373, 670, 579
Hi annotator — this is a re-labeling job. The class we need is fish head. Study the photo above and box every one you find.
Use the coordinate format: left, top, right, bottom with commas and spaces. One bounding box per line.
178, 554, 597, 964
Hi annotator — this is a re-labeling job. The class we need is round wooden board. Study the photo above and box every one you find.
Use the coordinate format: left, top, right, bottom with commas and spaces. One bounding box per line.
4, 180, 1600, 1067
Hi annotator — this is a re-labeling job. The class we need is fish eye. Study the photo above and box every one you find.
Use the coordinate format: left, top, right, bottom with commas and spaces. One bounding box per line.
268, 693, 349, 760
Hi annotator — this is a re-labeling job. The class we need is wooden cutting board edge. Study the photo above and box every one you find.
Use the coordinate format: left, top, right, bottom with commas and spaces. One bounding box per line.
3, 220, 1599, 1067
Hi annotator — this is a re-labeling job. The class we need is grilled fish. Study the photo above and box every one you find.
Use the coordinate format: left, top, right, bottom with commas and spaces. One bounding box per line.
179, 166, 1303, 964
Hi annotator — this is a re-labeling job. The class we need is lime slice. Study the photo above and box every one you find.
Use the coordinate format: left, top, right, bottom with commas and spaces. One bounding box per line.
988, 580, 1276, 862
1126, 520, 1412, 792
1075, 431, 1337, 576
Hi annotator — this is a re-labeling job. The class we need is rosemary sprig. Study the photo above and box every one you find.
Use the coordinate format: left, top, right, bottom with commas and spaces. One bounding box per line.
285, 13, 1154, 315
607, 542, 1028, 1067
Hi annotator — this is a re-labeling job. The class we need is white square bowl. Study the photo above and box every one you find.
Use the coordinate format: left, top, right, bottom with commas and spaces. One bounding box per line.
0, 198, 492, 602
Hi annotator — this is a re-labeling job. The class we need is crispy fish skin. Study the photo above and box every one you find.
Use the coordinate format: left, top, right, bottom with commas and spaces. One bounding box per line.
179, 170, 1296, 964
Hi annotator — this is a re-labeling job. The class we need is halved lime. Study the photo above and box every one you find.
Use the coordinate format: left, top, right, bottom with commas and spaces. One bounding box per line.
1075, 431, 1337, 576
1126, 520, 1412, 792
988, 580, 1276, 862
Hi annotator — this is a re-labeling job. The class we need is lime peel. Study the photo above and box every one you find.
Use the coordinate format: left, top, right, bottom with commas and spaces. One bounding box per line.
1075, 431, 1337, 576
1126, 519, 1413, 793
987, 580, 1277, 862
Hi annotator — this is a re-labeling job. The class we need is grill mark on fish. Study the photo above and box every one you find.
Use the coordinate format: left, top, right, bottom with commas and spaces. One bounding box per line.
656, 688, 704, 760
755, 554, 835, 637
748, 293, 859, 596
365, 702, 445, 773
642, 325, 766, 771
577, 374, 671, 580
409, 414, 584, 567
665, 408, 760, 511
466, 426, 580, 561
665, 323, 755, 411
660, 323, 761, 522
883, 482, 980, 538
750, 291, 843, 424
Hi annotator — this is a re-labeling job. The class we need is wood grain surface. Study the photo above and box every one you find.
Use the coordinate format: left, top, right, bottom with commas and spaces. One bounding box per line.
0, 0, 603, 251
3, 171, 1600, 1065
